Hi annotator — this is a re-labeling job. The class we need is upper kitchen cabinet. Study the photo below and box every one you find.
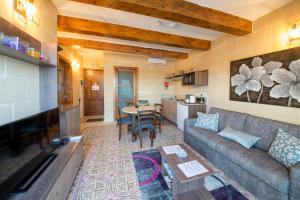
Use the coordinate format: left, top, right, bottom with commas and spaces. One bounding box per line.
195, 70, 208, 86
181, 70, 208, 86
182, 70, 208, 86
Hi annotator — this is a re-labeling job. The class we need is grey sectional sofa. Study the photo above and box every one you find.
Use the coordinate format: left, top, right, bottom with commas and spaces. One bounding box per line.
184, 107, 300, 200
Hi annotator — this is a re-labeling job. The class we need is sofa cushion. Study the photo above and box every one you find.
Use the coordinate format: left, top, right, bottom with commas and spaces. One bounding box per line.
209, 107, 248, 131
242, 116, 300, 151
186, 126, 227, 150
218, 127, 260, 149
214, 139, 250, 164
215, 140, 289, 194
288, 124, 300, 140
268, 128, 300, 167
242, 116, 273, 151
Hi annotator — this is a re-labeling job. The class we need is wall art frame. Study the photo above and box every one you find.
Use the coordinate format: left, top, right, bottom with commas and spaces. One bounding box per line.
230, 46, 300, 108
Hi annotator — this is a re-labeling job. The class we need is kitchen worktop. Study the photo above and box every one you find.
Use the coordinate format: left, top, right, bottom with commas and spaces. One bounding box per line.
161, 98, 205, 106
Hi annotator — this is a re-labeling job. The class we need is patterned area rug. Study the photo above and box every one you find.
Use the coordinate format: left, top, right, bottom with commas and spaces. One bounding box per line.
132, 149, 248, 200
67, 123, 257, 200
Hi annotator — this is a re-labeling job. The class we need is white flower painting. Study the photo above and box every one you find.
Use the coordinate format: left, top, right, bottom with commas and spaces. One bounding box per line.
231, 60, 265, 102
230, 49, 300, 108
270, 59, 300, 106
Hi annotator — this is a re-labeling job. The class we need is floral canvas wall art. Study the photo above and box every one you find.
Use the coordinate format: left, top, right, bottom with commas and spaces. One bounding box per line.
230, 46, 300, 108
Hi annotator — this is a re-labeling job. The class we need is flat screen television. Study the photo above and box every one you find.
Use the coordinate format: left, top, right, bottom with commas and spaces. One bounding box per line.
0, 107, 61, 199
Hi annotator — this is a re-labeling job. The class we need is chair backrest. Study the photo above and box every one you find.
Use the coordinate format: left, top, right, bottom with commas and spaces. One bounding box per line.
127, 102, 135, 106
137, 100, 149, 106
154, 103, 163, 116
137, 110, 155, 125
116, 107, 122, 120
154, 103, 163, 108
154, 103, 163, 110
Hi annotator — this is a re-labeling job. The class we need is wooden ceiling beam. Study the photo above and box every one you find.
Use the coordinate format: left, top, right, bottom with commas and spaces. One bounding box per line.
57, 15, 211, 50
58, 37, 189, 59
71, 0, 252, 36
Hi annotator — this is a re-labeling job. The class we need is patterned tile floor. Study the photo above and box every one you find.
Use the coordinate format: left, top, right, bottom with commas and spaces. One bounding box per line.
68, 122, 257, 200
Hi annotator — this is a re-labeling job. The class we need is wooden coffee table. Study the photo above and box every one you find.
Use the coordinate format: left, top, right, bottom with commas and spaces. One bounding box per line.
158, 143, 216, 200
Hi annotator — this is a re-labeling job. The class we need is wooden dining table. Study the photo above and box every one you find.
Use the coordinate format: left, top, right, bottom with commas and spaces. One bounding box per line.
122, 105, 156, 115
121, 105, 157, 140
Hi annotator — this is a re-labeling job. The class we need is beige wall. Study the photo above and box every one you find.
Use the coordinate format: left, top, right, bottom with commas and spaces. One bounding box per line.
59, 46, 85, 117
174, 0, 300, 125
82, 51, 104, 69
0, 0, 57, 125
103, 52, 176, 122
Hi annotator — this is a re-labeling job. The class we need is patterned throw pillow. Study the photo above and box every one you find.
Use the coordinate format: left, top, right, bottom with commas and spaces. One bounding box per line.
268, 128, 300, 167
194, 112, 219, 132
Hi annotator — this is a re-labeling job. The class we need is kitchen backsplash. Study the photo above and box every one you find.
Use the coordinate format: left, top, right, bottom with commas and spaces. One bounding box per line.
161, 93, 208, 104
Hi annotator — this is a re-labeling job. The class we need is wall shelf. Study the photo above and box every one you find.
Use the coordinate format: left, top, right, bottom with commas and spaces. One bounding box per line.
0, 45, 56, 68
165, 74, 182, 80
165, 70, 208, 86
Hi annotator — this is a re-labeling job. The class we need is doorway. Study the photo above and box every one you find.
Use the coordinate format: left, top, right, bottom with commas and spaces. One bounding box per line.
114, 67, 138, 119
84, 69, 104, 116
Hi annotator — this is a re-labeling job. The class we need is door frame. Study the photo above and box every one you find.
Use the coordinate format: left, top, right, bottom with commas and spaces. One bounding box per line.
57, 55, 73, 105
83, 69, 104, 116
114, 66, 138, 120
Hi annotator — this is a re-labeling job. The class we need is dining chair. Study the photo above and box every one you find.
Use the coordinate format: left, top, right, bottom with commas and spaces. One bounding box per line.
137, 100, 149, 106
154, 103, 163, 133
135, 109, 156, 148
126, 102, 135, 106
116, 107, 132, 140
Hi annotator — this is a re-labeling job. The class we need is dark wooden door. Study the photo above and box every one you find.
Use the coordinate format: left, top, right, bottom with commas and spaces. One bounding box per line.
84, 69, 104, 116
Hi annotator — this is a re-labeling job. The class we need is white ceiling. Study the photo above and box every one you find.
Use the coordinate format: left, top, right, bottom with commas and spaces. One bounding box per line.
53, 0, 294, 53
186, 0, 294, 20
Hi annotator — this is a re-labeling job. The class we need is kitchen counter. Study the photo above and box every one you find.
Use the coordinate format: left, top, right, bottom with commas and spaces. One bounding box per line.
161, 99, 206, 130
161, 98, 206, 106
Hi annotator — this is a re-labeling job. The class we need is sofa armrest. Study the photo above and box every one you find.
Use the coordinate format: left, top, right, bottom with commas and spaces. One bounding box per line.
183, 118, 197, 143
290, 163, 300, 200
184, 118, 197, 131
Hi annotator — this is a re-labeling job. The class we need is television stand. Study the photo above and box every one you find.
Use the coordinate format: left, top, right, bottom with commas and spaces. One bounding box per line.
60, 137, 70, 145
10, 138, 83, 200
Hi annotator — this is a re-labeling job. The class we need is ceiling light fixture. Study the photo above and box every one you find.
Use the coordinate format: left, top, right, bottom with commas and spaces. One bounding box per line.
156, 20, 177, 28
73, 45, 81, 48
168, 22, 177, 28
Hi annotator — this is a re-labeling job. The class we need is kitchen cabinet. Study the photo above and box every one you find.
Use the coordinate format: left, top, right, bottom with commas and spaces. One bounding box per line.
161, 99, 177, 124
177, 103, 206, 131
181, 70, 208, 86
162, 99, 206, 130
